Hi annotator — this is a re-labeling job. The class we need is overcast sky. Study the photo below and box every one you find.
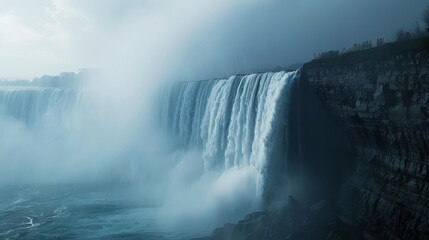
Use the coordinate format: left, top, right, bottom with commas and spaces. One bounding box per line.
0, 0, 427, 80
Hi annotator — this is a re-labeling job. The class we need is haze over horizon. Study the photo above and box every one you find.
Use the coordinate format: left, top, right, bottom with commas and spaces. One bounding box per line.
0, 0, 427, 80
1, 1, 428, 239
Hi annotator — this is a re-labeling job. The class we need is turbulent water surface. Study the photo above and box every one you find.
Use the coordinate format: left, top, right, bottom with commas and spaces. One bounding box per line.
0, 184, 199, 240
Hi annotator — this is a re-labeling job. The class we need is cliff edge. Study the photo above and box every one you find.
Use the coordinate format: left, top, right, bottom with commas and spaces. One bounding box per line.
302, 36, 429, 239
200, 37, 429, 240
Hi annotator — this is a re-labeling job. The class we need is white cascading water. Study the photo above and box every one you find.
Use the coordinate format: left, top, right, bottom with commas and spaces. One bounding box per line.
0, 87, 89, 129
0, 71, 299, 235
0, 71, 298, 197
159, 70, 298, 199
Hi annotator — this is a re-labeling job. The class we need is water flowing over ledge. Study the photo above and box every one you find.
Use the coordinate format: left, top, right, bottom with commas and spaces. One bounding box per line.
159, 70, 299, 200
0, 70, 300, 237
0, 87, 88, 128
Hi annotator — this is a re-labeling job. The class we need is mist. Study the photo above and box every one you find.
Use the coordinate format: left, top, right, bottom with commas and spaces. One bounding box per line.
0, 0, 426, 80
0, 1, 267, 231
0, 0, 427, 238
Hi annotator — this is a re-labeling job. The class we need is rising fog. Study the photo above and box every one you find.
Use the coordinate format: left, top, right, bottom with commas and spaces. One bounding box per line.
0, 0, 427, 233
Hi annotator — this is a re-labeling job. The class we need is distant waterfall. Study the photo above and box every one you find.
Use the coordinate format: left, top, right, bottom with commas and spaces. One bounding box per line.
0, 87, 89, 128
0, 71, 298, 200
159, 70, 298, 197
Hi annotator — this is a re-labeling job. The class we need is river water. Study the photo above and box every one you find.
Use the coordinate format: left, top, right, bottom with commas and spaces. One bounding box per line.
0, 183, 207, 240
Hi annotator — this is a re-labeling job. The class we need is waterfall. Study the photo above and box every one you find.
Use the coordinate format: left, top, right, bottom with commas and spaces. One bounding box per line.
159, 70, 298, 198
0, 71, 298, 205
0, 87, 90, 129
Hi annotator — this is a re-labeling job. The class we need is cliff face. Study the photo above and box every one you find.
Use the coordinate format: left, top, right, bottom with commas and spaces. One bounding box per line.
201, 38, 429, 240
301, 37, 429, 239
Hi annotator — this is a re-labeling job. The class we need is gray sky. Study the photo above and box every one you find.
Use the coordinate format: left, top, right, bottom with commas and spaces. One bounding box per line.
0, 0, 427, 80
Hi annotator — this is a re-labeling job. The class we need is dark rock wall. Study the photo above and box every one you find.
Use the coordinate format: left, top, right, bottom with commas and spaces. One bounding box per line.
301, 38, 429, 239
284, 70, 355, 206
202, 38, 429, 240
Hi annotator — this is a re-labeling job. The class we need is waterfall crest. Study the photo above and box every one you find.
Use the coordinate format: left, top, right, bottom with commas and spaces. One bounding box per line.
159, 70, 298, 197
0, 87, 90, 128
